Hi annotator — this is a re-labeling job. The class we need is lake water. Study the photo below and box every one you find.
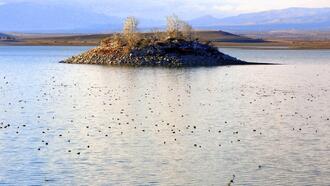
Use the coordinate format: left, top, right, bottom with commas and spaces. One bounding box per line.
0, 46, 330, 185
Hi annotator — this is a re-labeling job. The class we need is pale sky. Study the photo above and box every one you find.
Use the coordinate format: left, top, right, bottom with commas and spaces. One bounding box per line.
1, 0, 330, 19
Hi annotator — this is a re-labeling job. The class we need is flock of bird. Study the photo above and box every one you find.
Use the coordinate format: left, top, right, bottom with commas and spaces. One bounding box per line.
1, 67, 329, 185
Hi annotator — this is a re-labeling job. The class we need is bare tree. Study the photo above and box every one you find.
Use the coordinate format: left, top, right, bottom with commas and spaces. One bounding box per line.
166, 15, 194, 40
123, 16, 139, 48
166, 15, 182, 38
180, 21, 194, 40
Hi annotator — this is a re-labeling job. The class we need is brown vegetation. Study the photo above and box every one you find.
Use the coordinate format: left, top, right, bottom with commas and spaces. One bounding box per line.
166, 15, 194, 40
61, 16, 247, 67
97, 15, 198, 55
123, 17, 140, 49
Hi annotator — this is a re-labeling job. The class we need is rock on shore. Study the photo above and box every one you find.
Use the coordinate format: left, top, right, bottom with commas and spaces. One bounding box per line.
61, 38, 247, 67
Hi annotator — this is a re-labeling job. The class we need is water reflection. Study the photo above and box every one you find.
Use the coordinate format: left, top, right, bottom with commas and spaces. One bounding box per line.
0, 46, 330, 185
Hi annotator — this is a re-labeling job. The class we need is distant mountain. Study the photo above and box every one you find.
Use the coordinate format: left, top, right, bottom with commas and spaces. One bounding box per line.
0, 33, 16, 42
0, 33, 15, 40
1, 3, 330, 33
0, 33, 12, 37
0, 2, 123, 33
191, 8, 330, 31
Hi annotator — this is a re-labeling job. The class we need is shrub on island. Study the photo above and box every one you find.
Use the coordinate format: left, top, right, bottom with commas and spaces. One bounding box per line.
61, 15, 246, 67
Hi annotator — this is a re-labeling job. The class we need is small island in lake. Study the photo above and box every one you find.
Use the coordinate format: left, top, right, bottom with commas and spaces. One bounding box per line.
61, 16, 248, 67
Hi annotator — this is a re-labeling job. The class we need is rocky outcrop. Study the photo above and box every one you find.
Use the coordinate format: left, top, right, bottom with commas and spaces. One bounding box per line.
61, 38, 247, 67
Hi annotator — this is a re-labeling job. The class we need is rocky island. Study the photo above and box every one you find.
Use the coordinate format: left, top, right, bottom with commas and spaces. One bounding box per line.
61, 16, 247, 67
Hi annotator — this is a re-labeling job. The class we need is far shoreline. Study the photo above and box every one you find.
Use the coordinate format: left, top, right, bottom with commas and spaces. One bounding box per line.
1, 30, 330, 50
0, 41, 330, 50
1, 43, 330, 50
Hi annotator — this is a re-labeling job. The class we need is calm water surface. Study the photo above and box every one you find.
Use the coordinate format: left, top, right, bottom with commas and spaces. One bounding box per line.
0, 46, 330, 185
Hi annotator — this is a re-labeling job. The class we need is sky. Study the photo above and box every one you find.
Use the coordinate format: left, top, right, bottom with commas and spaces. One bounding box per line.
1, 0, 330, 19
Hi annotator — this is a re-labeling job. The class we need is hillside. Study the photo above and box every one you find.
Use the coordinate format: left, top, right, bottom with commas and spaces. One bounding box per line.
0, 2, 329, 33
191, 7, 330, 31
0, 33, 15, 40
195, 31, 264, 43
